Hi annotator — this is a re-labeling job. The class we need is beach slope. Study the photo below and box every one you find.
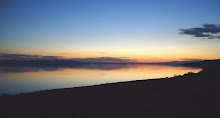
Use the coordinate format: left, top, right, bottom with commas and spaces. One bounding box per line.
1, 60, 220, 118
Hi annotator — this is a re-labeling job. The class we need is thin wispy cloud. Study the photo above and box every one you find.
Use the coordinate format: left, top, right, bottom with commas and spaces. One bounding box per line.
0, 54, 62, 60
179, 24, 220, 39
97, 52, 107, 54
181, 58, 202, 62
71, 57, 134, 63
0, 54, 134, 63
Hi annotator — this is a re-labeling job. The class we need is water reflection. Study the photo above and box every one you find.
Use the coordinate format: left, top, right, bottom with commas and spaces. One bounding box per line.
0, 64, 202, 94
0, 64, 131, 73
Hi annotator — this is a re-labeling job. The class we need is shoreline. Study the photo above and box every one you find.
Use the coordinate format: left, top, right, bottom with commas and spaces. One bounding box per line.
0, 59, 219, 96
0, 67, 201, 96
1, 59, 220, 118
0, 63, 202, 96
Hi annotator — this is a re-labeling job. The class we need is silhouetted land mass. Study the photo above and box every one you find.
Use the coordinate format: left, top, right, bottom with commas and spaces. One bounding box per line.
0, 59, 220, 118
0, 60, 199, 73
0, 59, 200, 67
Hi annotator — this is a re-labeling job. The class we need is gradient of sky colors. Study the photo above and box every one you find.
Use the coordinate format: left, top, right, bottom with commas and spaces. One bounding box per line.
1, 0, 220, 62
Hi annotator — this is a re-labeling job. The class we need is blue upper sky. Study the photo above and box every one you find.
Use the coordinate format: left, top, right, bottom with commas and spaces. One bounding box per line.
1, 0, 220, 62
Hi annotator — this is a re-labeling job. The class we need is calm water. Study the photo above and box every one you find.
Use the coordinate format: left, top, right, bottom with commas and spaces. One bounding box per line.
0, 64, 202, 94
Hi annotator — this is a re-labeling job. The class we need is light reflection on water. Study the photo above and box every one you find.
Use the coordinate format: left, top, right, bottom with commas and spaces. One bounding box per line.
0, 64, 202, 94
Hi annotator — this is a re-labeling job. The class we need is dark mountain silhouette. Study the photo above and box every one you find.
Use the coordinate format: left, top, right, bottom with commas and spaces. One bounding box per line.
0, 60, 201, 73
0, 59, 220, 118
0, 59, 201, 67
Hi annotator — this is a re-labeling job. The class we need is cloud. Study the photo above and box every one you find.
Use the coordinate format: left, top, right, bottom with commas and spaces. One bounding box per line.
179, 24, 220, 39
71, 57, 134, 63
0, 54, 39, 60
181, 58, 202, 62
0, 54, 134, 63
0, 54, 62, 60
97, 52, 107, 54
40, 56, 63, 60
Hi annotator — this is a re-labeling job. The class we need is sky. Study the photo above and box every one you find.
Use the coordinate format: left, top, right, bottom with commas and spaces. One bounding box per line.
1, 0, 220, 63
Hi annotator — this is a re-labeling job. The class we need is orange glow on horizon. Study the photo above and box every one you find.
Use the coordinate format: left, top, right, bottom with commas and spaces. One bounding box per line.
2, 46, 220, 63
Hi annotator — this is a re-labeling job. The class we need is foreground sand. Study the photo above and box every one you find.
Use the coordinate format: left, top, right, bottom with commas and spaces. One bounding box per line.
1, 60, 220, 118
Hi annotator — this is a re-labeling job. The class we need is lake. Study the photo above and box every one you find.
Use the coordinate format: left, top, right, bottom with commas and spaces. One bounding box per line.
0, 64, 202, 94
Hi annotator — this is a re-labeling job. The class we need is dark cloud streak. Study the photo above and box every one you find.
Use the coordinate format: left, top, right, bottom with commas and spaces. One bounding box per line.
0, 54, 62, 60
71, 57, 134, 63
181, 58, 202, 62
179, 24, 220, 39
0, 54, 133, 63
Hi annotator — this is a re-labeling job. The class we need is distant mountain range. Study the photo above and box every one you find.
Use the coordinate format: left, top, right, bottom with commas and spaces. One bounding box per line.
0, 60, 201, 67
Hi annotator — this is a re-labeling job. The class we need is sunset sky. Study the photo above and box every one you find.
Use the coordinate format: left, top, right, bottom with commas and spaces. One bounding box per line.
1, 0, 220, 63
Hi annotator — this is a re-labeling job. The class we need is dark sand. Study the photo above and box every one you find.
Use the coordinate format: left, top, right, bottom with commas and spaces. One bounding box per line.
1, 60, 220, 118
